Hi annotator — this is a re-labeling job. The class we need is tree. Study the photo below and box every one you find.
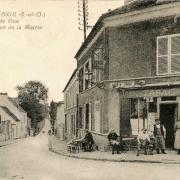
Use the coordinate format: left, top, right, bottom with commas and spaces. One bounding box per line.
49, 100, 57, 134
17, 81, 48, 134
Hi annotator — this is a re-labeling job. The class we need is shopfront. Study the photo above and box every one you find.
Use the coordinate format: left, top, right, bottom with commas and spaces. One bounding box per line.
119, 86, 180, 148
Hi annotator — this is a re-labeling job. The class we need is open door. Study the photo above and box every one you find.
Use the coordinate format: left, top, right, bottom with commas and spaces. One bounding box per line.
160, 104, 177, 148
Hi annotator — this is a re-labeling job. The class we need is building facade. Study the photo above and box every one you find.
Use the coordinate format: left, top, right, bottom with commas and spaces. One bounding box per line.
0, 93, 28, 142
75, 0, 180, 150
63, 69, 78, 141
54, 101, 65, 140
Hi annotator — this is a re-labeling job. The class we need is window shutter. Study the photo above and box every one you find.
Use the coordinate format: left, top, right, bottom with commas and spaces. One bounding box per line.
171, 35, 180, 73
83, 104, 86, 129
89, 103, 92, 131
157, 37, 168, 74
158, 38, 168, 56
158, 56, 168, 74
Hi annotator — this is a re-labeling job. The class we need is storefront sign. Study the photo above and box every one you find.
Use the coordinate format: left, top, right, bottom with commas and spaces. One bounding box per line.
144, 89, 172, 97
122, 88, 180, 98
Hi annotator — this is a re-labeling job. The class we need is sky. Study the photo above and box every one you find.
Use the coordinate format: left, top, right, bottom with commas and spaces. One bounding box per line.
0, 0, 124, 102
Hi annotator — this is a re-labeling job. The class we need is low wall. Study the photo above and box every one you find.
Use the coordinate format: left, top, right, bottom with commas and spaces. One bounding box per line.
91, 132, 110, 151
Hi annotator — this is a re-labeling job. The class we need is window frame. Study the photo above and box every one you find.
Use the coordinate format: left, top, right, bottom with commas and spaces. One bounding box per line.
157, 33, 180, 75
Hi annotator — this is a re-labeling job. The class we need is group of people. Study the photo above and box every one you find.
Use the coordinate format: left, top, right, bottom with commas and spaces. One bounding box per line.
137, 119, 166, 156
107, 118, 180, 156
48, 118, 180, 155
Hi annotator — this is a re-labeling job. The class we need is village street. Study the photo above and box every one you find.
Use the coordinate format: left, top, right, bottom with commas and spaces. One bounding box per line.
0, 134, 180, 180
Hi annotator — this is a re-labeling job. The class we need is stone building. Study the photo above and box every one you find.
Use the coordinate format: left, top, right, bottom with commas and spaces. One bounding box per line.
63, 69, 78, 141
74, 0, 180, 150
0, 93, 28, 141
54, 101, 65, 140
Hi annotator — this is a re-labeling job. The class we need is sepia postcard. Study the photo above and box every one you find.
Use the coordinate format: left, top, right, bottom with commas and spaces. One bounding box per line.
0, 0, 180, 180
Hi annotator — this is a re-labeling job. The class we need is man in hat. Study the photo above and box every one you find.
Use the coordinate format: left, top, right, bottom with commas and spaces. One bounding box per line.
136, 128, 150, 156
154, 119, 166, 154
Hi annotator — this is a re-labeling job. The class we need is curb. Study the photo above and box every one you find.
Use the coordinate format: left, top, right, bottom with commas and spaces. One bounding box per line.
50, 148, 180, 165
0, 141, 14, 147
0, 138, 24, 147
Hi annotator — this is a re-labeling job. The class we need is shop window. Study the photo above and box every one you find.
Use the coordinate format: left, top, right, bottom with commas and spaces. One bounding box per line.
149, 98, 157, 113
157, 34, 180, 75
130, 99, 147, 135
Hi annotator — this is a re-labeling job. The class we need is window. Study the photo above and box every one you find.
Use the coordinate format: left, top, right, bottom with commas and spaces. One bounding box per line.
85, 104, 89, 130
157, 34, 180, 75
65, 114, 67, 133
78, 107, 83, 129
84, 59, 92, 90
78, 68, 84, 92
130, 99, 147, 135
93, 49, 103, 82
0, 115, 1, 124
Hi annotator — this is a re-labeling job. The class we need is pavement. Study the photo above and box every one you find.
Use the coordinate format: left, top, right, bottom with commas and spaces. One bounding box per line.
1, 134, 180, 180
0, 138, 21, 147
51, 136, 180, 164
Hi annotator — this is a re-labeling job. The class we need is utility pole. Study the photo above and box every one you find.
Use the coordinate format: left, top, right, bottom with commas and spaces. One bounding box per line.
78, 0, 92, 42
82, 0, 87, 42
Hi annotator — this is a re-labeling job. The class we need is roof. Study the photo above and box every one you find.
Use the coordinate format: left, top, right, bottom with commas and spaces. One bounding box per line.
0, 106, 20, 122
63, 69, 77, 92
8, 97, 26, 113
75, 0, 179, 59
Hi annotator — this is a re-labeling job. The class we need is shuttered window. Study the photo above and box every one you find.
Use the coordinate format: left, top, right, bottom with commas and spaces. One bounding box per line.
157, 34, 180, 75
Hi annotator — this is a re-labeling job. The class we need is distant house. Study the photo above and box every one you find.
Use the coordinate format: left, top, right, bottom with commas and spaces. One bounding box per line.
63, 69, 78, 141
54, 101, 65, 140
0, 93, 28, 142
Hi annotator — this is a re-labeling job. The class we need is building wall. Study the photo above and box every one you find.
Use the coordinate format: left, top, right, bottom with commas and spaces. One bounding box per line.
64, 71, 78, 141
108, 17, 180, 80
0, 94, 27, 138
0, 108, 19, 140
55, 103, 65, 140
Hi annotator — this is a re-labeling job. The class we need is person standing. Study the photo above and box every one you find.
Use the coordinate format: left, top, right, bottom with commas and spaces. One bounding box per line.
154, 119, 166, 154
48, 130, 53, 150
174, 121, 180, 154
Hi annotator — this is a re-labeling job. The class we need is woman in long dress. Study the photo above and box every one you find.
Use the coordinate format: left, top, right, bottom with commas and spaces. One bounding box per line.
48, 130, 53, 150
174, 121, 180, 154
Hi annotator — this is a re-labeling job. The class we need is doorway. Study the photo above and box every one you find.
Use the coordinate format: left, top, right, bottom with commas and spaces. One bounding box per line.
160, 103, 177, 148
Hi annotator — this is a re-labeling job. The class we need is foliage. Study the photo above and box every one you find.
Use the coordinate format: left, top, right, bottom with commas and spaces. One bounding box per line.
17, 81, 48, 132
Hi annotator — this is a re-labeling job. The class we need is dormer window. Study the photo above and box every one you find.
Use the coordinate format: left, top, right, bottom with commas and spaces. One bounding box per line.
157, 34, 180, 75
